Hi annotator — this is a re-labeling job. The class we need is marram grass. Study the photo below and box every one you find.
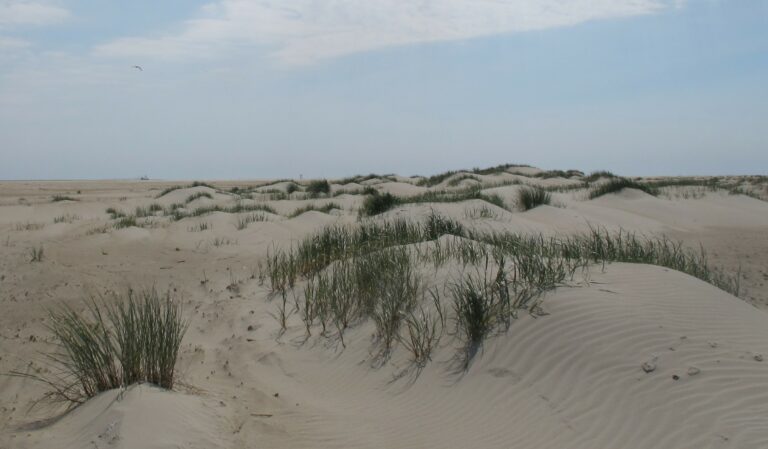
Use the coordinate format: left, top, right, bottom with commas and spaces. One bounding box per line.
13, 288, 187, 407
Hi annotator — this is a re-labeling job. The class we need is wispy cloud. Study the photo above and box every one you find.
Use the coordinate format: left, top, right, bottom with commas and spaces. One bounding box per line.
0, 35, 29, 47
0, 0, 70, 27
95, 0, 676, 65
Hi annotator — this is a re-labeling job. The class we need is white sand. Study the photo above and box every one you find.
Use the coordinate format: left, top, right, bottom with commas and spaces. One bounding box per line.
1, 173, 768, 448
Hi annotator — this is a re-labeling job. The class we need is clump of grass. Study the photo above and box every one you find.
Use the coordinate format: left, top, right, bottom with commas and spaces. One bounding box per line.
533, 169, 584, 179
359, 192, 399, 216
156, 181, 215, 198
212, 237, 236, 247
588, 178, 658, 199
106, 207, 126, 219
416, 170, 458, 187
464, 205, 499, 219
398, 291, 445, 367
517, 186, 551, 211
30, 246, 44, 262
134, 203, 165, 218
306, 179, 331, 197
51, 195, 77, 202
411, 188, 507, 210
171, 202, 277, 221
235, 212, 269, 230
114, 216, 137, 229
290, 202, 341, 218
286, 183, 300, 194
185, 191, 213, 203
15, 222, 45, 231
13, 289, 187, 406
371, 254, 421, 357
53, 214, 80, 224
583, 170, 617, 182
187, 222, 211, 232
336, 174, 397, 185
86, 224, 110, 235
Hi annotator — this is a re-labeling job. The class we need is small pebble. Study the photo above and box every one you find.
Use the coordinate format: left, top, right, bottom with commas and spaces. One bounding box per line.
672, 375, 680, 380
641, 361, 656, 373
687, 366, 701, 376
274, 393, 279, 398
755, 354, 764, 362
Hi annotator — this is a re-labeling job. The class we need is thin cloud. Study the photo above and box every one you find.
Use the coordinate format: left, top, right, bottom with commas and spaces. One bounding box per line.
0, 0, 70, 27
0, 35, 29, 47
95, 0, 676, 65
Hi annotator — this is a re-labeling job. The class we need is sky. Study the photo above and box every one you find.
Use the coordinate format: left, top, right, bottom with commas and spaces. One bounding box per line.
0, 0, 766, 180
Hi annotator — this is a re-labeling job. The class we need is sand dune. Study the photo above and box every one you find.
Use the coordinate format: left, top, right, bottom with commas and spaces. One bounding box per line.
1, 169, 767, 448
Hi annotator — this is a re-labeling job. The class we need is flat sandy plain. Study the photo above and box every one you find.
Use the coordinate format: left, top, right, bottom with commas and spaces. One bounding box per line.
1, 167, 768, 449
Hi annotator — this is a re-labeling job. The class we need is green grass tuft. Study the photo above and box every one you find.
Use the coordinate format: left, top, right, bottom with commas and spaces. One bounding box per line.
359, 192, 399, 216
13, 289, 187, 406
51, 195, 77, 202
306, 179, 331, 197
517, 186, 552, 211
588, 178, 658, 199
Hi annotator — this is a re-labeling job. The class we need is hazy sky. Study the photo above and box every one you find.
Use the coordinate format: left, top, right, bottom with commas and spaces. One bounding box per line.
1, 0, 766, 180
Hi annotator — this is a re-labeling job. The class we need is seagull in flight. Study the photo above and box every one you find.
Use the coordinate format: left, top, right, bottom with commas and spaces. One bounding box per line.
132, 65, 143, 71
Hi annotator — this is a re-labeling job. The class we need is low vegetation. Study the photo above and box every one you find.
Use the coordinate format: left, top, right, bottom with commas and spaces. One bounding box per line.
289, 202, 341, 218
588, 178, 659, 199
583, 170, 617, 182
359, 187, 507, 217
260, 212, 742, 367
156, 181, 215, 198
185, 191, 213, 203
51, 195, 77, 202
359, 192, 399, 216
236, 212, 269, 230
306, 179, 331, 197
13, 289, 187, 406
29, 246, 44, 263
517, 187, 551, 211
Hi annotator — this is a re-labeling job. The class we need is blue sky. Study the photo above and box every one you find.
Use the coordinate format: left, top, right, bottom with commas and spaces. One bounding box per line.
1, 0, 766, 180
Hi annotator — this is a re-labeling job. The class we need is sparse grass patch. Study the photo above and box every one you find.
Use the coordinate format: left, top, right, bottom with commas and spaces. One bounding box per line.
187, 222, 211, 232
185, 191, 213, 203
464, 205, 499, 220
533, 169, 584, 179
156, 181, 215, 198
236, 212, 269, 230
517, 187, 551, 211
286, 183, 300, 194
212, 236, 236, 247
53, 214, 80, 224
29, 246, 44, 262
260, 211, 743, 368
583, 170, 617, 182
588, 178, 658, 199
15, 222, 44, 231
86, 224, 111, 235
114, 216, 138, 229
51, 195, 77, 202
172, 202, 277, 221
290, 202, 341, 218
447, 174, 481, 187
106, 207, 126, 219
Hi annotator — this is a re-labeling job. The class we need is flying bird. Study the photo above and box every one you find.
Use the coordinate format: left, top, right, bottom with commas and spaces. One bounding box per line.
132, 65, 143, 71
